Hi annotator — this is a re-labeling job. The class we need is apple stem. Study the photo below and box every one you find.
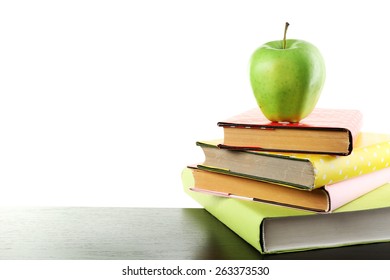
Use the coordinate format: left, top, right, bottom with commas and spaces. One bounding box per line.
283, 22, 289, 49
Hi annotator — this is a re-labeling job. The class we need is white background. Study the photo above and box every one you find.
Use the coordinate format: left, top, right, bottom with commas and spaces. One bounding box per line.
1, 0, 389, 208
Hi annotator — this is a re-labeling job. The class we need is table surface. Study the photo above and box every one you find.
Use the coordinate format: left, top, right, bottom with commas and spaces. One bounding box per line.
0, 207, 389, 260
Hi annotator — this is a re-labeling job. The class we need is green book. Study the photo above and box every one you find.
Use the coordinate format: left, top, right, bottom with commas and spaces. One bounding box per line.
182, 167, 390, 254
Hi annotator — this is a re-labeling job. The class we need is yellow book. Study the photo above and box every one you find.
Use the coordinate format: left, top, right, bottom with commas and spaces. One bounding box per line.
182, 167, 390, 254
197, 132, 390, 190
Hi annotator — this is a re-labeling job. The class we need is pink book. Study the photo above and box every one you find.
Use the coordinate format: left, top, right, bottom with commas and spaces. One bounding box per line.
217, 108, 363, 155
326, 166, 390, 211
189, 166, 390, 213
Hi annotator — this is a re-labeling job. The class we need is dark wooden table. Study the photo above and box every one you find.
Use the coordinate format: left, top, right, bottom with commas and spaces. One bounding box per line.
0, 207, 389, 260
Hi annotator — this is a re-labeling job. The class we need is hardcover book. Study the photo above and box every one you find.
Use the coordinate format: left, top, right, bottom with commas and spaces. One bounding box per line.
189, 166, 390, 212
217, 108, 363, 155
197, 132, 390, 190
182, 167, 390, 254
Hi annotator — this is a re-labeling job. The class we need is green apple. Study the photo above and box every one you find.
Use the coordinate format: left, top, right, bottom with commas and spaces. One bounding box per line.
249, 23, 326, 122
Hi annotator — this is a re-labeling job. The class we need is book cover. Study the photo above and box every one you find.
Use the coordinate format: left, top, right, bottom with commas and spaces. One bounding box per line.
217, 108, 363, 155
182, 167, 390, 254
189, 165, 390, 212
197, 132, 390, 190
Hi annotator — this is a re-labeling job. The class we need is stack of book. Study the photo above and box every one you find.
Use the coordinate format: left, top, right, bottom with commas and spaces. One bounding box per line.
182, 107, 390, 254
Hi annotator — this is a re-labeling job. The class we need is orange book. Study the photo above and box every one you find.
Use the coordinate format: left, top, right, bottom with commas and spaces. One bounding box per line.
218, 108, 363, 155
189, 165, 390, 212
